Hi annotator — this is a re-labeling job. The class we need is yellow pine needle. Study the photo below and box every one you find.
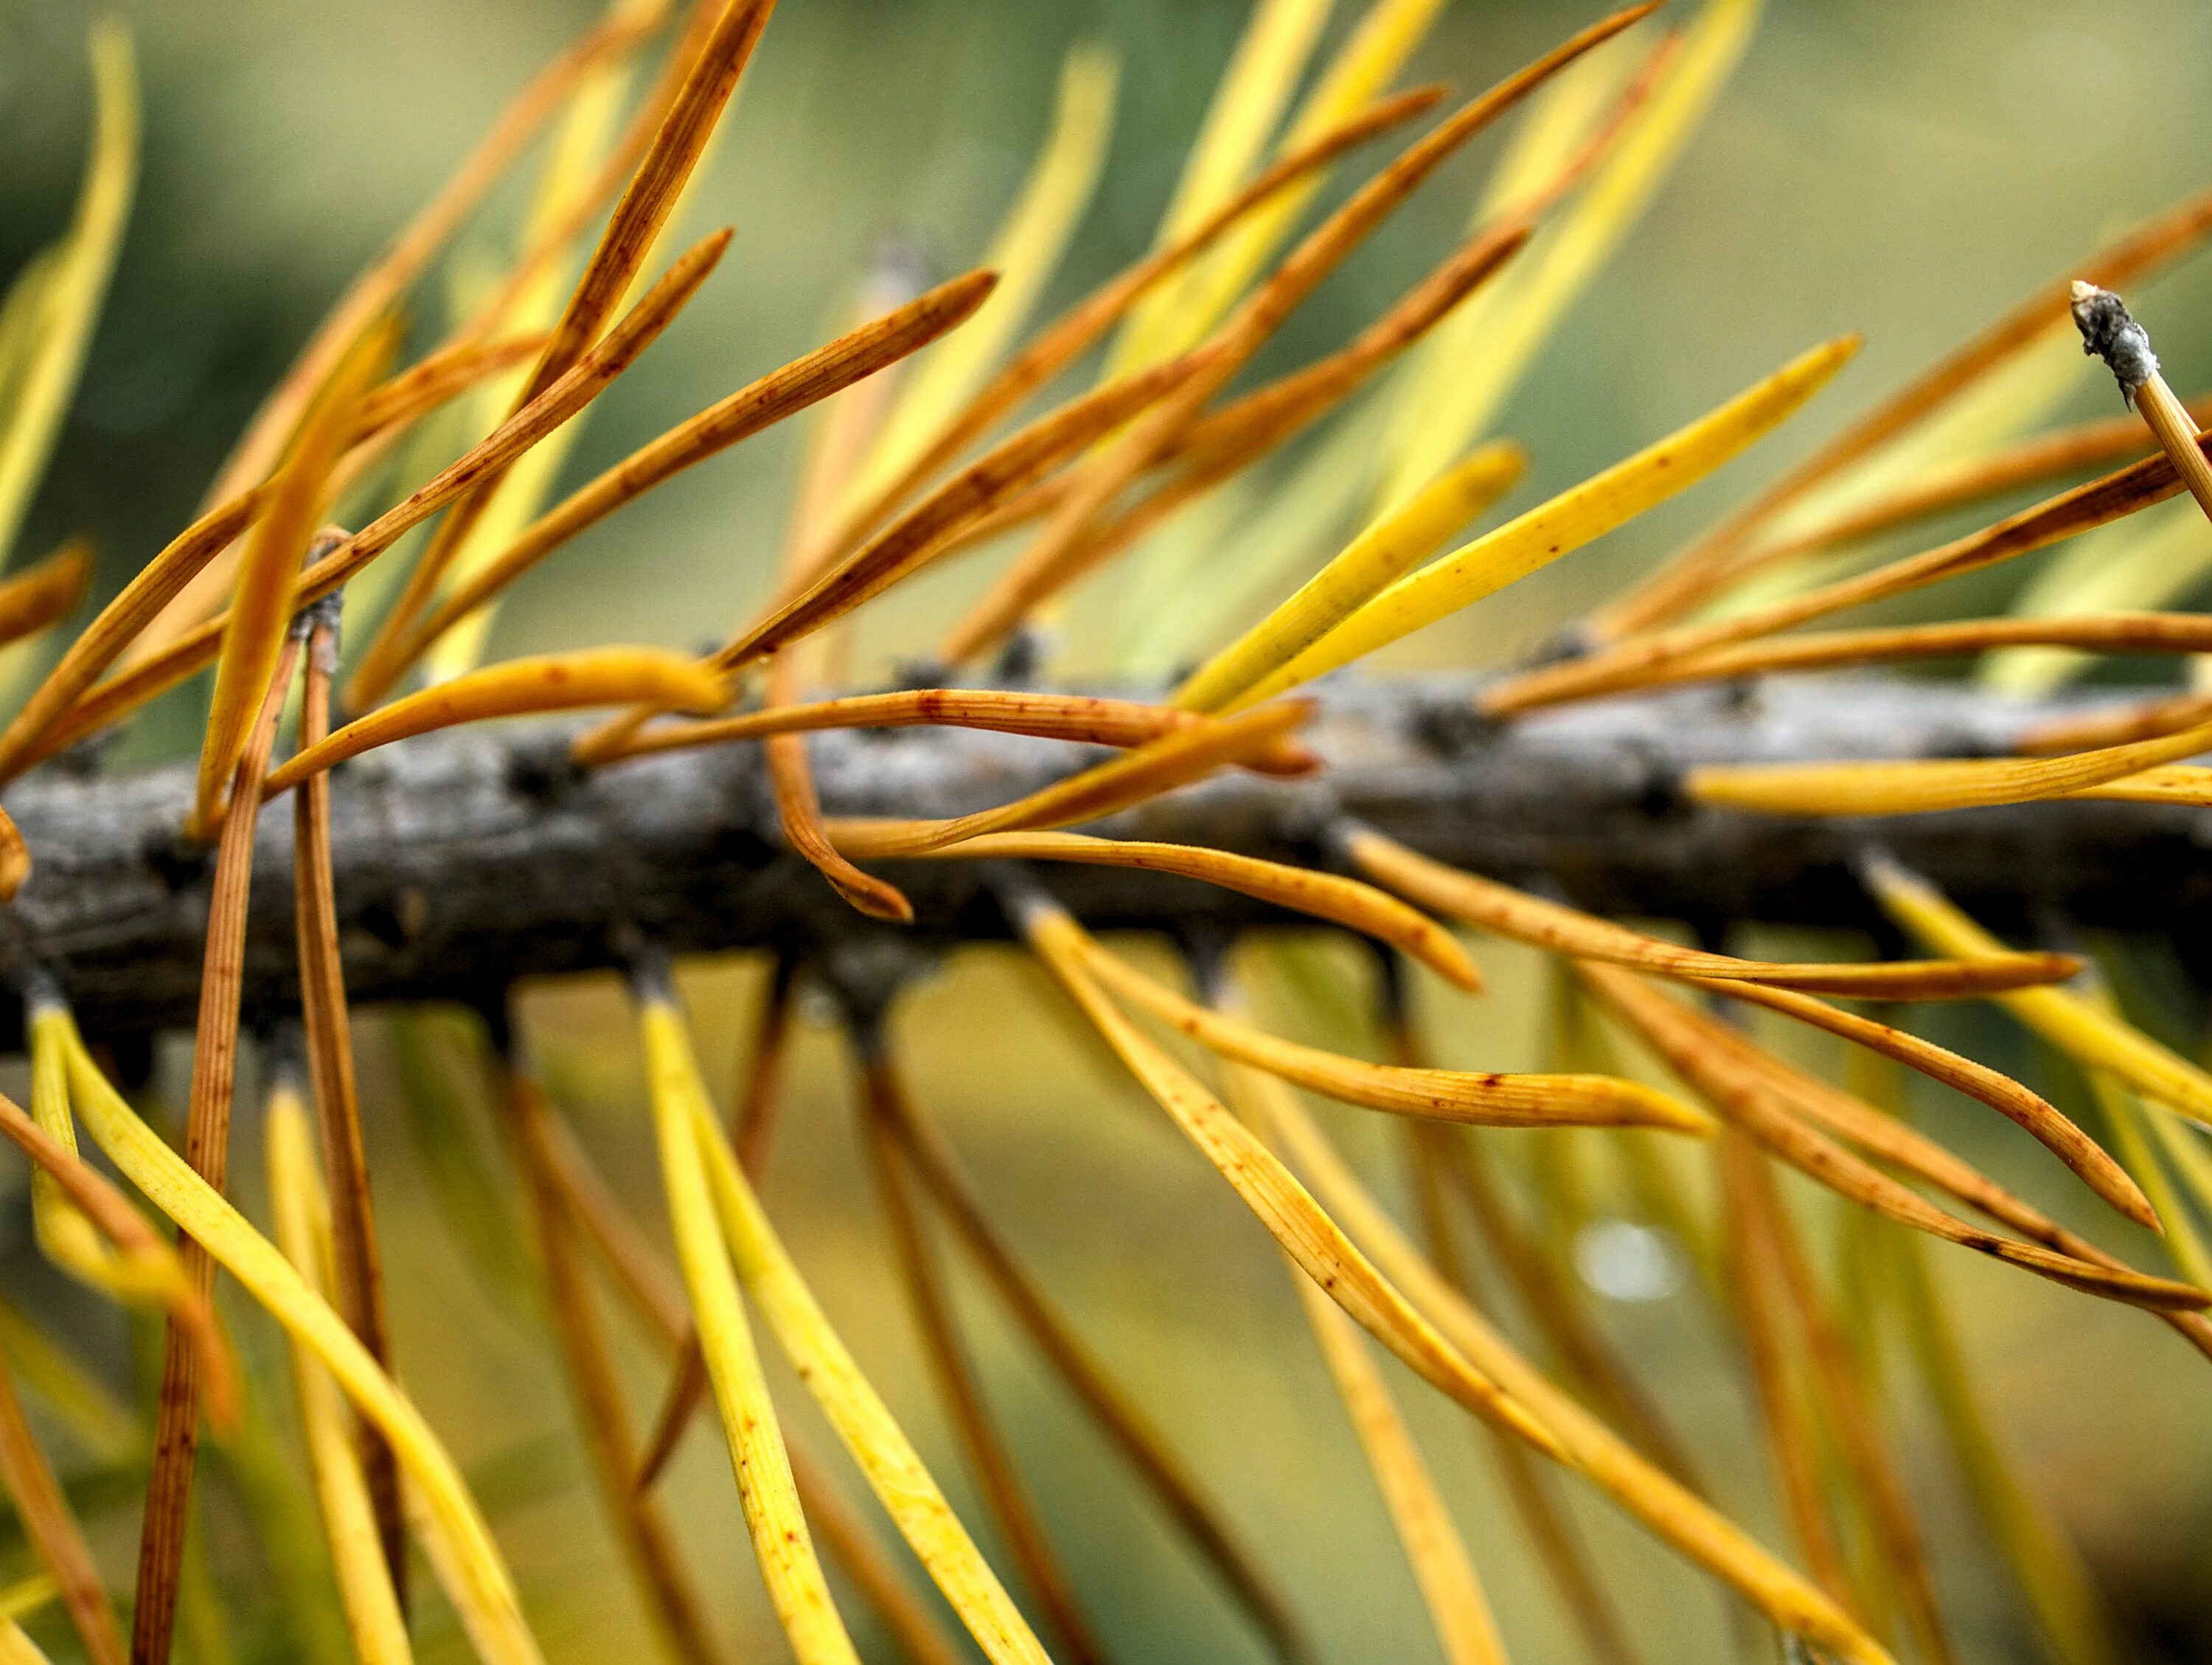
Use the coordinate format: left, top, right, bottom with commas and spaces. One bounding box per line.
0, 1578, 56, 1627
2089, 1069, 2212, 1289
858, 1078, 1105, 1665
1683, 708, 2212, 818
1293, 1273, 1511, 1665
1379, 0, 1756, 511
856, 43, 1116, 504
54, 1018, 546, 1665
1481, 417, 2212, 716
0, 21, 135, 568
1884, 1230, 2124, 1665
827, 698, 1312, 859
832, 85, 1447, 563
1866, 859, 2212, 1128
1105, 0, 1334, 375
900, 828, 1477, 988
1688, 978, 2153, 1230
1131, 0, 1479, 372
1018, 898, 1571, 1460
415, 1, 664, 685
872, 1077, 1315, 1665
1070, 928, 1705, 1132
395, 269, 1001, 683
24, 1009, 187, 1306
636, 991, 860, 1665
1599, 176, 2212, 639
1243, 336, 1857, 701
940, 6, 1658, 665
641, 993, 1056, 1665
1578, 962, 2202, 1312
0, 1620, 52, 1665
1345, 827, 2079, 999
1247, 1057, 1892, 1664
265, 1085, 413, 1665
264, 648, 726, 797
1174, 443, 1526, 712
0, 541, 90, 650
0, 1298, 137, 1464
604, 688, 1317, 776
191, 319, 395, 838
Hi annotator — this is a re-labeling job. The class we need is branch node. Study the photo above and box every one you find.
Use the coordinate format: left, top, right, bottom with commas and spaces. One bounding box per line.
2071, 279, 2160, 408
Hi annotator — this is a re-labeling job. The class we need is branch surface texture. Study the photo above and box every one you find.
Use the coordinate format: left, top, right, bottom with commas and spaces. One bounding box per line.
10, 674, 2205, 1040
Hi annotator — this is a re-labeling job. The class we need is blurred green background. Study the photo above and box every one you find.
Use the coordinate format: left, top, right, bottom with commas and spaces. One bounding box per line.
0, 2, 2209, 1662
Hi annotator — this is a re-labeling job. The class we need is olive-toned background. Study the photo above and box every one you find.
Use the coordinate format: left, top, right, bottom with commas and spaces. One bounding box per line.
0, 2, 2208, 1661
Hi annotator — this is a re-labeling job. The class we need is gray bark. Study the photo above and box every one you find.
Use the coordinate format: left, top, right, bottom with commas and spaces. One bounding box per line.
7, 672, 2208, 1045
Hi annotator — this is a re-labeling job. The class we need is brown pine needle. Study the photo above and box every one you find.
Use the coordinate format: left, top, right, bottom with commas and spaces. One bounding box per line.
1018, 894, 1571, 1460
10, 229, 732, 776
827, 698, 1312, 859
1736, 1150, 1957, 1665
1595, 178, 2212, 639
1583, 611, 2212, 693
375, 268, 1000, 699
902, 830, 1477, 988
192, 318, 393, 839
1074, 933, 1704, 1131
1579, 962, 2202, 1312
824, 83, 1448, 557
1721, 401, 2212, 580
0, 486, 264, 782
372, 0, 778, 672
963, 221, 1531, 615
603, 687, 1318, 776
1716, 1134, 1856, 1611
133, 628, 300, 1665
763, 651, 915, 921
1249, 1055, 1890, 1665
0, 540, 90, 650
1481, 424, 2212, 716
136, 7, 666, 664
0, 1081, 235, 1428
265, 647, 725, 798
2070, 282, 2212, 526
0, 1347, 124, 1665
658, 347, 1213, 709
1688, 977, 2154, 1229
504, 1063, 725, 1665
1682, 707, 2212, 819
858, 1060, 1108, 1665
936, 3, 1657, 665
291, 601, 406, 1600
873, 1071, 1315, 1665
1345, 827, 2080, 999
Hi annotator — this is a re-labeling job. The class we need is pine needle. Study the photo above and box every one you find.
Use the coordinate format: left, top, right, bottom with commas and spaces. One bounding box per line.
1236, 336, 1857, 702
0, 21, 136, 570
1345, 827, 2079, 999
0, 1343, 123, 1665
265, 1081, 414, 1665
57, 1016, 546, 1665
0, 542, 90, 651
